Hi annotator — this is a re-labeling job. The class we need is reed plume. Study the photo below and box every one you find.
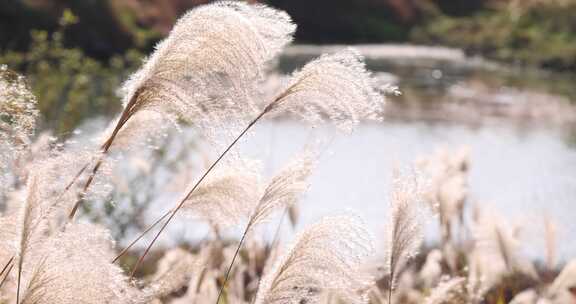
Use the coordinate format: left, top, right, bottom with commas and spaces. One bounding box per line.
66, 0, 296, 219
117, 1, 295, 146
266, 48, 384, 132
468, 208, 538, 300
19, 223, 143, 304
249, 151, 316, 228
548, 259, 576, 301
416, 147, 469, 243
424, 277, 467, 304
255, 214, 375, 304
128, 46, 384, 277
182, 159, 263, 230
17, 257, 50, 304
0, 208, 18, 289
147, 248, 196, 299
543, 214, 558, 271
215, 151, 316, 303
15, 174, 44, 303
384, 172, 425, 304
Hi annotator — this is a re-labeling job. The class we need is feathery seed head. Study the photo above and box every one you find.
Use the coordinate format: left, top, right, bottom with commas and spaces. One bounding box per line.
266, 48, 385, 132
147, 248, 196, 299
119, 2, 295, 145
19, 223, 144, 304
250, 150, 317, 227
385, 171, 426, 291
99, 110, 173, 152
255, 214, 375, 304
469, 208, 538, 290
424, 277, 468, 304
183, 159, 263, 229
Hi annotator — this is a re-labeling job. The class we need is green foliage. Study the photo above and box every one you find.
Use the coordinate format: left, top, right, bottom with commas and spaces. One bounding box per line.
0, 21, 142, 134
413, 1, 576, 71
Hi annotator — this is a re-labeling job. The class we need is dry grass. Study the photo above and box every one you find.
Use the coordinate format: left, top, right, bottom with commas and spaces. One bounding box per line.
0, 2, 574, 304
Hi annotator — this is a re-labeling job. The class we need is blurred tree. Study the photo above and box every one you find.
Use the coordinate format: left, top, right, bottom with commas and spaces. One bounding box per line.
432, 0, 486, 16
0, 0, 57, 52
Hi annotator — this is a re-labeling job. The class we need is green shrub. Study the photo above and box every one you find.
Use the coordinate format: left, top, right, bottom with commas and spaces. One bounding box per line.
413, 1, 576, 71
0, 17, 142, 134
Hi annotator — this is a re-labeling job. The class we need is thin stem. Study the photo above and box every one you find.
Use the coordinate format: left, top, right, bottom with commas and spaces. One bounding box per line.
112, 210, 172, 263
0, 263, 13, 289
388, 254, 394, 304
16, 257, 23, 304
215, 223, 251, 304
67, 156, 104, 220
248, 208, 288, 304
66, 91, 140, 221
0, 257, 13, 291
67, 107, 133, 220
62, 163, 90, 194
271, 207, 288, 248
129, 109, 268, 278
0, 256, 13, 278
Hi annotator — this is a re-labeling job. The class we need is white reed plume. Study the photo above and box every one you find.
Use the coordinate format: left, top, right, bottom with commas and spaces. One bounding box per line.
175, 244, 222, 303
66, 1, 296, 219
468, 208, 538, 296
147, 248, 196, 299
509, 289, 542, 304
255, 214, 375, 304
182, 159, 263, 230
424, 277, 467, 304
548, 259, 576, 302
249, 151, 316, 228
0, 189, 23, 293
215, 151, 316, 303
98, 110, 170, 153
416, 146, 469, 243
419, 249, 443, 289
27, 148, 96, 218
117, 1, 295, 146
266, 48, 385, 132
0, 219, 16, 291
543, 214, 558, 271
384, 171, 425, 303
15, 174, 45, 303
18, 223, 144, 304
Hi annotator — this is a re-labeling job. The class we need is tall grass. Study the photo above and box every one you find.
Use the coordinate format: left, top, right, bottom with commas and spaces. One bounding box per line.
0, 2, 574, 304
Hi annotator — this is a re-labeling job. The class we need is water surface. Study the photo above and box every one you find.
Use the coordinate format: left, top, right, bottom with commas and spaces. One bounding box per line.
236, 120, 576, 260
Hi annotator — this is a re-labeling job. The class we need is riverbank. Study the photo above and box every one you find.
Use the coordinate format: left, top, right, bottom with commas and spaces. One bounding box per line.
279, 44, 576, 127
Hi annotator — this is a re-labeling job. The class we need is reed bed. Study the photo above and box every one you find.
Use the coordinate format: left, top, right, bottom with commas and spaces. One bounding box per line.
0, 2, 573, 304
